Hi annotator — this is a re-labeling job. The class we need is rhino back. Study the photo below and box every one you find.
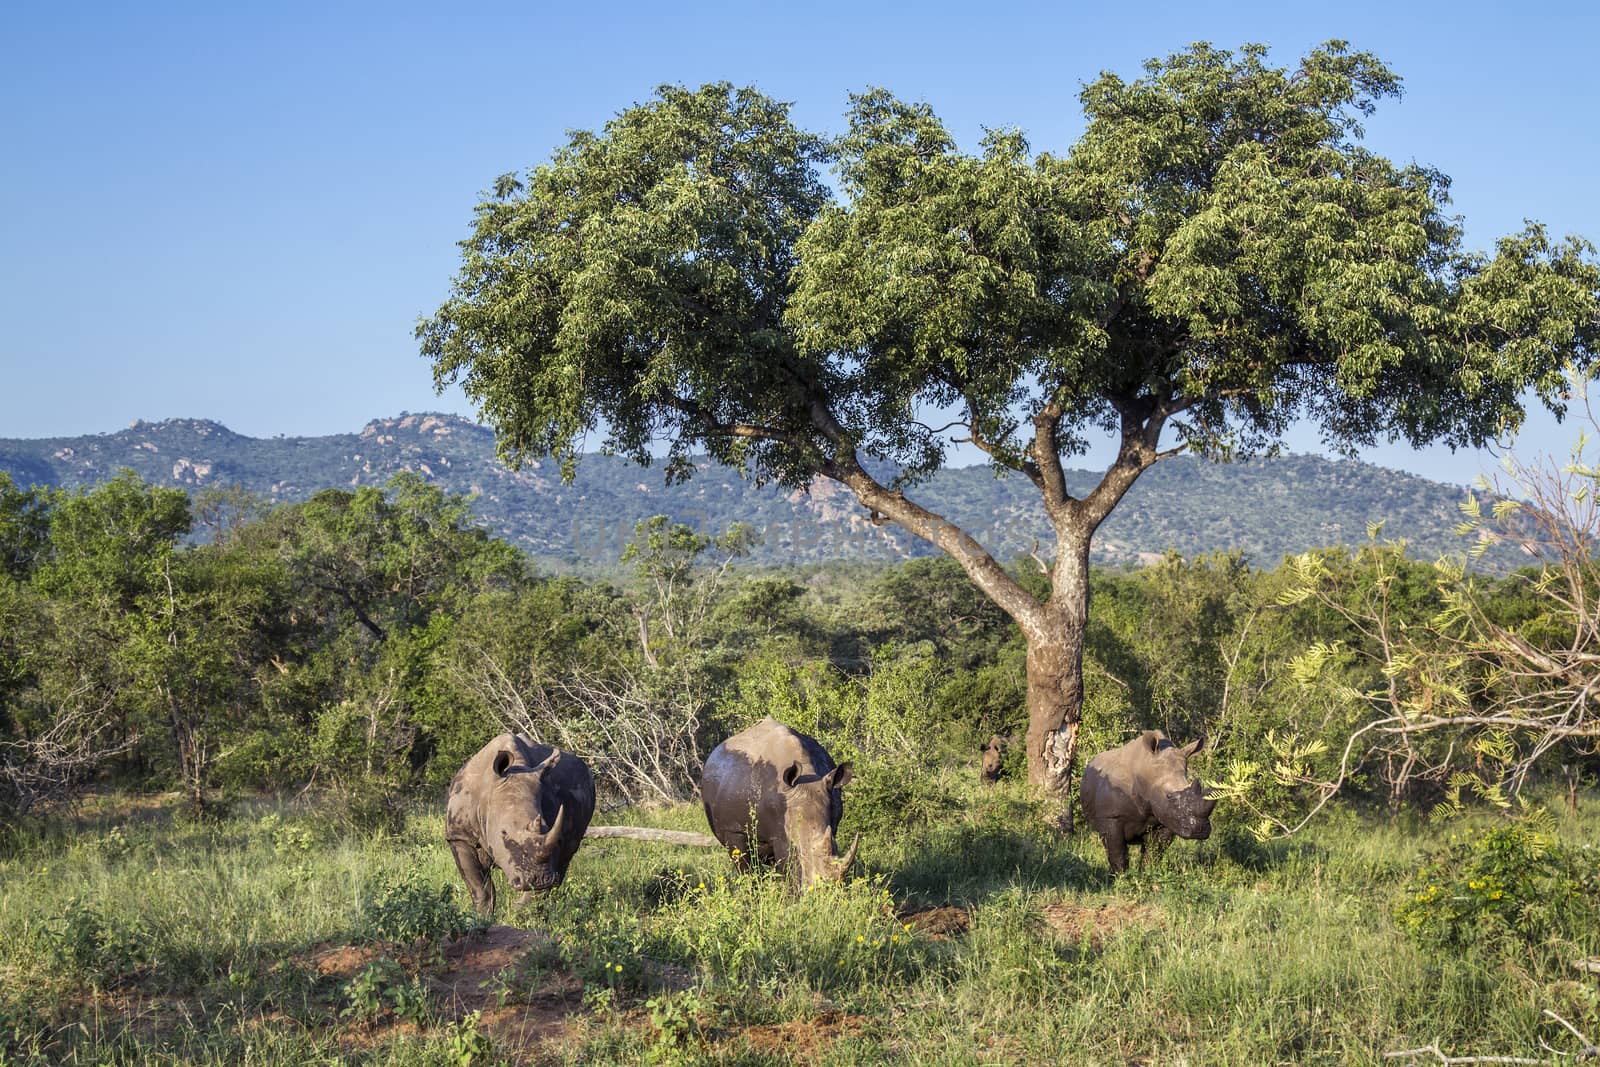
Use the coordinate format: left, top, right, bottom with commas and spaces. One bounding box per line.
701, 718, 834, 847
1081, 741, 1157, 834
544, 751, 596, 845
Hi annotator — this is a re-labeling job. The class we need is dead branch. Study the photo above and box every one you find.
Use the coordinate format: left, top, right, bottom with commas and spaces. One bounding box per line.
1382, 1046, 1542, 1065
1542, 1009, 1599, 1060
442, 643, 703, 807
1, 680, 137, 816
583, 826, 719, 847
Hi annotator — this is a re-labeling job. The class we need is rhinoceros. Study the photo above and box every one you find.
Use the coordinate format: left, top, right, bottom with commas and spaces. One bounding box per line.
700, 717, 858, 888
979, 735, 1006, 785
445, 733, 595, 915
1080, 730, 1215, 873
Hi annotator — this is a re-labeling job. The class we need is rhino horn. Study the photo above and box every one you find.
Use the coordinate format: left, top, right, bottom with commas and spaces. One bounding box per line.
838, 832, 860, 875
543, 803, 567, 849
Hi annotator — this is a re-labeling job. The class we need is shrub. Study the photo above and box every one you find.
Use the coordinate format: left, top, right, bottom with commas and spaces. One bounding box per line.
647, 870, 929, 991
442, 1009, 494, 1065
839, 760, 956, 849
644, 989, 715, 1064
340, 958, 432, 1024
362, 872, 478, 946
562, 910, 655, 995
48, 897, 151, 987
1394, 814, 1600, 961
0, 992, 49, 1063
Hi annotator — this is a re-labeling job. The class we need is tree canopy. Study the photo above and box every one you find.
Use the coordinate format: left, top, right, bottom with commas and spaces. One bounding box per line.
420, 42, 1600, 788
422, 43, 1599, 505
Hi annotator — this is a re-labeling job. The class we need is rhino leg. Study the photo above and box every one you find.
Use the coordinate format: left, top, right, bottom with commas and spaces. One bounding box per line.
1140, 826, 1175, 871
1100, 828, 1129, 874
450, 838, 496, 917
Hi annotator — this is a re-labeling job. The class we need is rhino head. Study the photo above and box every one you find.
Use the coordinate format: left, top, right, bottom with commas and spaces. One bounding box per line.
979, 735, 1005, 784
486, 746, 571, 892
779, 760, 858, 888
1143, 733, 1216, 840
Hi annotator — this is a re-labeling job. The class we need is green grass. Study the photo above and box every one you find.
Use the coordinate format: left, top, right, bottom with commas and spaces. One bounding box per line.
1, 786, 1596, 1065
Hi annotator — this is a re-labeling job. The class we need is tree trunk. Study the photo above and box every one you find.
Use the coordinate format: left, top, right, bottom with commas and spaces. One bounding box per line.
1023, 535, 1091, 828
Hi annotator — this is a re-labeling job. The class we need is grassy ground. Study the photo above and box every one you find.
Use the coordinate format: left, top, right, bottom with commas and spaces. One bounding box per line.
1, 780, 1596, 1065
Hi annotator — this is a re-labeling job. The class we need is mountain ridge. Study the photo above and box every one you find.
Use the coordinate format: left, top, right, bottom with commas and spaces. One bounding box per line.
0, 414, 1514, 570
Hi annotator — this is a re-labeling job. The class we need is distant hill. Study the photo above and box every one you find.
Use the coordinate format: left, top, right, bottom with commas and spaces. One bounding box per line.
0, 414, 1517, 570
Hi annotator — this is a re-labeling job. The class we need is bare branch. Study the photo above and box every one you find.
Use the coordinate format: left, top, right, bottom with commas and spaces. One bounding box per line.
583, 826, 719, 847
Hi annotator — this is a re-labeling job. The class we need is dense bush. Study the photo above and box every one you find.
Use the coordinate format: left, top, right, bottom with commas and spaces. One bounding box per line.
4, 467, 1599, 835
1394, 815, 1600, 960
362, 870, 479, 946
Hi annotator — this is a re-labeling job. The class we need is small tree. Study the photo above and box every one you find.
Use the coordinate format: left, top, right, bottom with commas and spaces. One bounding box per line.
1220, 415, 1600, 834
421, 45, 1599, 805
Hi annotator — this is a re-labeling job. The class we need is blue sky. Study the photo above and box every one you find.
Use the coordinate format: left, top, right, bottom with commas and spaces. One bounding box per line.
2, 1, 1596, 486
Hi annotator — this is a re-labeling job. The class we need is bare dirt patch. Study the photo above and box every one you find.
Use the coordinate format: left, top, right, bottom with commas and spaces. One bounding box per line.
306, 940, 386, 979
734, 1010, 870, 1059
304, 924, 584, 1057
1040, 900, 1162, 947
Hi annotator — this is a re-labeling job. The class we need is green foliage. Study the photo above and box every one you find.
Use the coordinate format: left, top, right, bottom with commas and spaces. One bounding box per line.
48, 896, 151, 987
643, 989, 714, 1064
420, 83, 832, 486
648, 870, 929, 992
442, 1010, 493, 1066
1394, 816, 1600, 960
1208, 732, 1334, 839
0, 991, 49, 1066
254, 812, 319, 856
838, 761, 957, 849
718, 652, 858, 739
418, 46, 1597, 796
340, 957, 432, 1025
0, 473, 49, 582
362, 872, 478, 946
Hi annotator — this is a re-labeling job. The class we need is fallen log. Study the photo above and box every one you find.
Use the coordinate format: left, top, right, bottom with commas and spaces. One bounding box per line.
584, 825, 720, 847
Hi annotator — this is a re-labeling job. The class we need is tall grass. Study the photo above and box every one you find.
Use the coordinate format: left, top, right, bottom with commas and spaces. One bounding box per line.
0, 786, 1595, 1064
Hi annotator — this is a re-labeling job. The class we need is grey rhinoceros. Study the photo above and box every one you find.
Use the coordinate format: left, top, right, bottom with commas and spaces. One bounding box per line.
700, 717, 858, 888
1081, 730, 1216, 873
979, 734, 1006, 785
445, 733, 595, 915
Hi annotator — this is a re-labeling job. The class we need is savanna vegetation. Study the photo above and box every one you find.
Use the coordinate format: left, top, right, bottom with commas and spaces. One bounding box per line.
1, 446, 1598, 1063
6, 37, 1600, 1066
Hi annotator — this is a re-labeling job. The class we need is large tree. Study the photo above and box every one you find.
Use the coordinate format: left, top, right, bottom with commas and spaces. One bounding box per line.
420, 44, 1600, 802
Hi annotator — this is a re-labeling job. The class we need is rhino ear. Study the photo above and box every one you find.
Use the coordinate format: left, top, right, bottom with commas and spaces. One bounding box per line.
1181, 736, 1207, 758
828, 762, 854, 790
1140, 731, 1163, 753
781, 762, 802, 790
533, 749, 562, 775
492, 749, 515, 778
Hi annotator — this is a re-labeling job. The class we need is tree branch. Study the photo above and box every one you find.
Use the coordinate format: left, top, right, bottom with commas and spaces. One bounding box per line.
821, 454, 1045, 635
1030, 402, 1073, 521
